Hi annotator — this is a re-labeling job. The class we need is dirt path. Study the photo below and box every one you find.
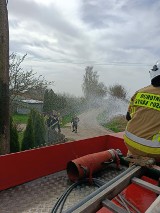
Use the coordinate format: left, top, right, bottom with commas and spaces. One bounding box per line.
61, 108, 113, 141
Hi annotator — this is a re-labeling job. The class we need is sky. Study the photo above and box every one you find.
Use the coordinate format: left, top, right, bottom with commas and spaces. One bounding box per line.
8, 0, 160, 98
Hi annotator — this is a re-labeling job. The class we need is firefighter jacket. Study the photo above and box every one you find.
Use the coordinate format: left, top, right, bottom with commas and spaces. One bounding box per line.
124, 85, 160, 159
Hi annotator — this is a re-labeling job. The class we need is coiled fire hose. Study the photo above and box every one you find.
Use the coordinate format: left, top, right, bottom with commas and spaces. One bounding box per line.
51, 178, 106, 213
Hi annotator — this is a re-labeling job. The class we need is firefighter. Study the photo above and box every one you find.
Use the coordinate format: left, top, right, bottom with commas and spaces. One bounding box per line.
43, 112, 49, 126
124, 61, 160, 161
71, 114, 79, 133
57, 112, 62, 133
46, 112, 60, 132
50, 113, 61, 133
46, 112, 53, 128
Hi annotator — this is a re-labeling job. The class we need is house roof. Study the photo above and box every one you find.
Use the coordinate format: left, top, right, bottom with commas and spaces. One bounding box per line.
21, 99, 43, 104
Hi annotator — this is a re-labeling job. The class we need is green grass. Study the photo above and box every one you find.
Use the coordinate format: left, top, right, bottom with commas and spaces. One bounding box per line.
13, 114, 29, 124
98, 113, 127, 133
105, 115, 127, 132
103, 121, 122, 132
12, 114, 28, 151
61, 114, 73, 127
12, 112, 77, 127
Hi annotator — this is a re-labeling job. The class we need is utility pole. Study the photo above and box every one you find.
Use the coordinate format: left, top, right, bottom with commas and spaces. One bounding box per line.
0, 0, 10, 154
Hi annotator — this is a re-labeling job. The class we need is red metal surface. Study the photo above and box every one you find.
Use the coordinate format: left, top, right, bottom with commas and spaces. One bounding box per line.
120, 176, 158, 212
0, 133, 127, 191
97, 176, 158, 213
96, 207, 113, 213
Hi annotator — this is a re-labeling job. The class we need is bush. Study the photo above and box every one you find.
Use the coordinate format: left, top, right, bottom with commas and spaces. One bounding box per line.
21, 116, 34, 151
10, 117, 20, 153
21, 109, 46, 151
33, 111, 45, 147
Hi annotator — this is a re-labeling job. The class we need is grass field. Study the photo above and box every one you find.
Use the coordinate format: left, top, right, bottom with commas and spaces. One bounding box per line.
97, 112, 127, 132
103, 115, 127, 132
13, 114, 29, 124
12, 113, 73, 127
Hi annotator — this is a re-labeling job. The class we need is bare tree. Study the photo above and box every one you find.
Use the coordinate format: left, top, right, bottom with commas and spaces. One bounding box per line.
9, 53, 53, 103
0, 0, 10, 154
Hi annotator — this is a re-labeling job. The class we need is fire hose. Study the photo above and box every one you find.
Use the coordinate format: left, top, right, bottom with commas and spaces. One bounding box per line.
64, 165, 137, 213
66, 149, 121, 182
51, 178, 106, 213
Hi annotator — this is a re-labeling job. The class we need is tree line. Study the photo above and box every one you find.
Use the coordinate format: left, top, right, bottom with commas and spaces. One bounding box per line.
2, 52, 128, 155
11, 56, 127, 152
9, 53, 127, 118
9, 54, 127, 114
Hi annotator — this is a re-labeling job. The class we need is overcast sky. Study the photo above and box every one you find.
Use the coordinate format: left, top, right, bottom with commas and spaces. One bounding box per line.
8, 0, 160, 98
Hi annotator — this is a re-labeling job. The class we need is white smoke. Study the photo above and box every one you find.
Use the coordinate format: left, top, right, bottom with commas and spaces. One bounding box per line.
98, 96, 129, 124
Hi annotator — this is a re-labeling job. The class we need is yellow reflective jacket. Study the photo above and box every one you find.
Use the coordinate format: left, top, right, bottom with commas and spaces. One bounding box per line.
124, 85, 160, 157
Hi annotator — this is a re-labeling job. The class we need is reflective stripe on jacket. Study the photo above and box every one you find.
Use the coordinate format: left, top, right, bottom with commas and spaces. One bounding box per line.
124, 131, 160, 155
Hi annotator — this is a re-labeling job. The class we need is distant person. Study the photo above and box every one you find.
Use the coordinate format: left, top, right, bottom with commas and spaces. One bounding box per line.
124, 61, 160, 161
51, 114, 61, 133
43, 112, 49, 126
71, 115, 80, 133
57, 112, 62, 133
46, 112, 53, 128
46, 112, 61, 133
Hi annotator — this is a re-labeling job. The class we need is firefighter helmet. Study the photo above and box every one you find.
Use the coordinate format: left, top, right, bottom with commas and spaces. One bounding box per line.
149, 61, 160, 81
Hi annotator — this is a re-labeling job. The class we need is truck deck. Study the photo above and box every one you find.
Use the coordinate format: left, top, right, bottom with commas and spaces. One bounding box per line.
0, 165, 128, 213
0, 133, 160, 213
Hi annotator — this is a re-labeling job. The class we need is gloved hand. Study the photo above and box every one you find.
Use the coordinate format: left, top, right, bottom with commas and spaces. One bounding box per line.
126, 111, 131, 121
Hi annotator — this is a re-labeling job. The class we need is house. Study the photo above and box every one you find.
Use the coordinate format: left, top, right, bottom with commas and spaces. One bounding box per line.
16, 99, 43, 114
